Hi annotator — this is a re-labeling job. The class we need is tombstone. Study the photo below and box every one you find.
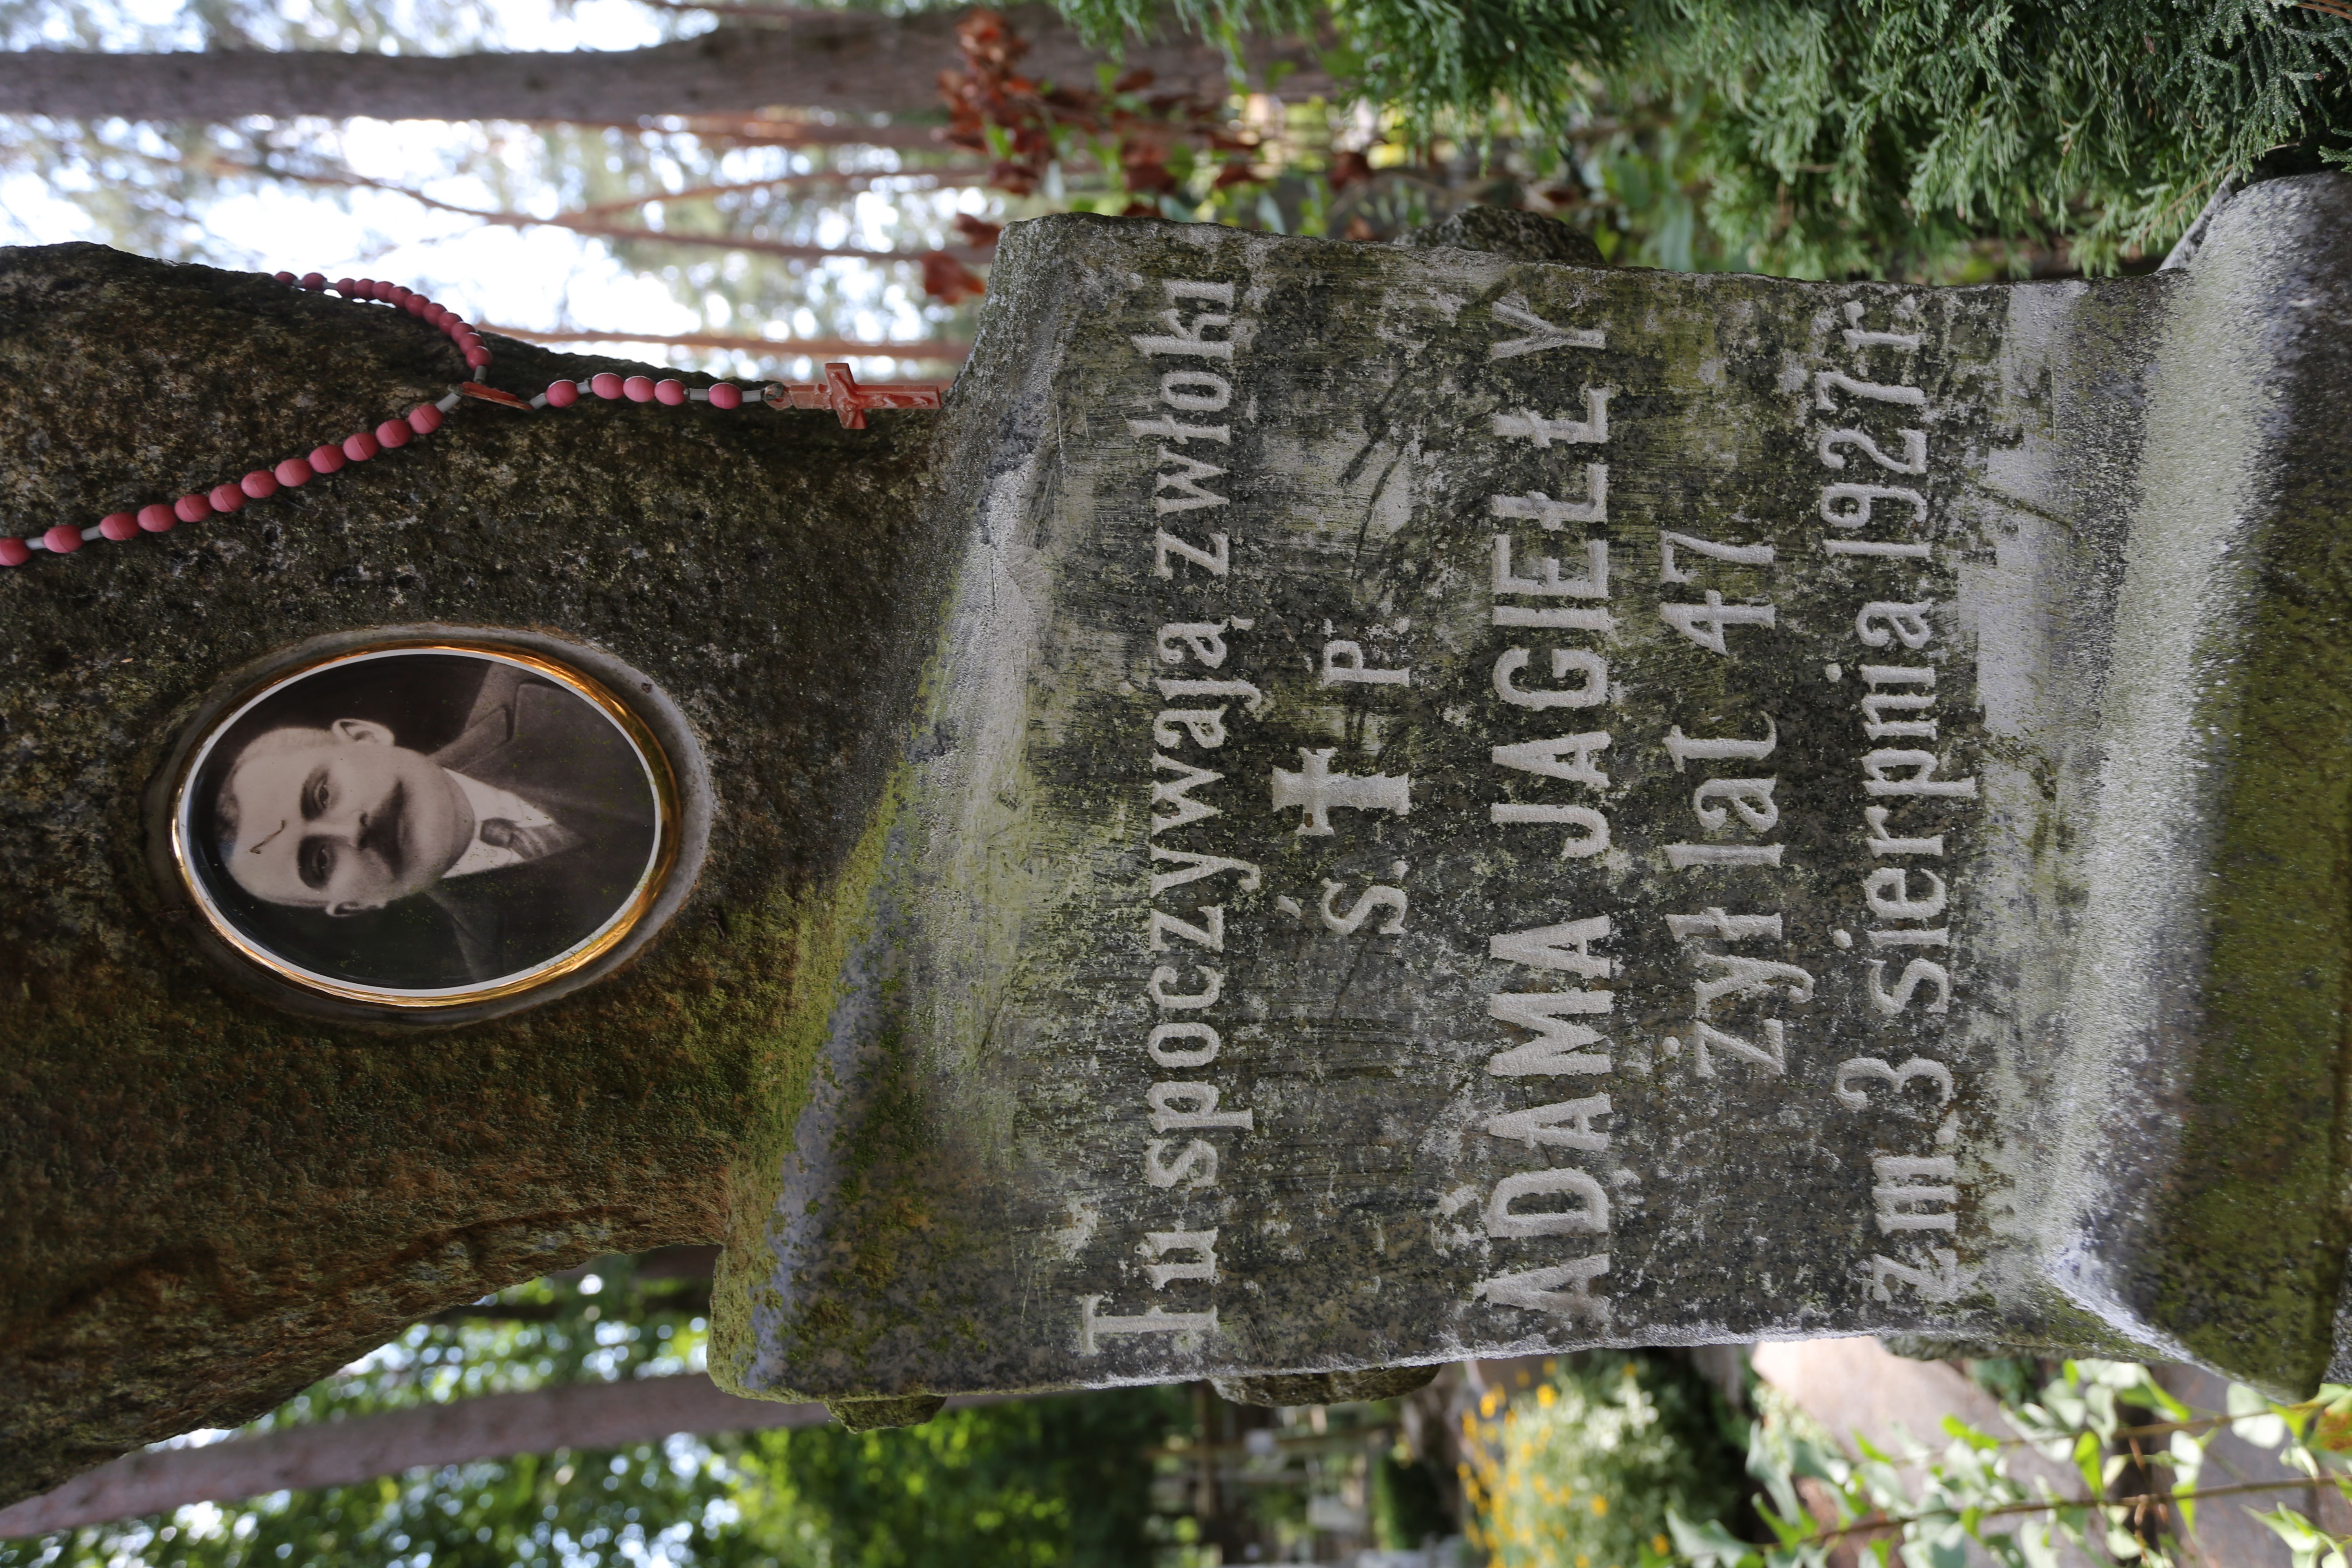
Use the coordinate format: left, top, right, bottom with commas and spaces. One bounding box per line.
728, 172, 2352, 1418
4, 173, 2352, 1497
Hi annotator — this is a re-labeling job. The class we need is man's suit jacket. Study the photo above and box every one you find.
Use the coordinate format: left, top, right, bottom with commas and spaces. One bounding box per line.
415, 666, 661, 984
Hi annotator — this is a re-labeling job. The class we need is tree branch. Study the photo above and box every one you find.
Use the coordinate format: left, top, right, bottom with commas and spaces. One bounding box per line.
568, 169, 994, 216
0, 7, 1332, 124
1808, 1474, 2345, 1545
0, 1376, 1017, 1535
203, 157, 995, 264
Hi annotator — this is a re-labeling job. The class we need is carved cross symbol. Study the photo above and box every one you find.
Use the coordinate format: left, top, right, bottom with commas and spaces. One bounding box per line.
1270, 748, 1412, 836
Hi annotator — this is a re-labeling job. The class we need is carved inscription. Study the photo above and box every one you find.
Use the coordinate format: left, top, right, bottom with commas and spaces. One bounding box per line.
1062, 251, 1989, 1372
1474, 298, 1618, 1325
1080, 277, 1261, 1355
1820, 299, 1972, 1305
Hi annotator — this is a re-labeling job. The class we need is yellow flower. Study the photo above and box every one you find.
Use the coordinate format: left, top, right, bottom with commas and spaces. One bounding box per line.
1591, 1496, 1609, 1517
1653, 1535, 1670, 1555
1537, 1384, 1559, 1408
1576, 1556, 1590, 1568
1482, 1389, 1504, 1417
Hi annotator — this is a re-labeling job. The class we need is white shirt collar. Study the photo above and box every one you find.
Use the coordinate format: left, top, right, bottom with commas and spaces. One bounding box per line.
441, 770, 557, 880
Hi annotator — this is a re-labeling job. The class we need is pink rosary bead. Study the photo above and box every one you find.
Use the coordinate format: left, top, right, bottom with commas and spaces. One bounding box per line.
5, 266, 935, 568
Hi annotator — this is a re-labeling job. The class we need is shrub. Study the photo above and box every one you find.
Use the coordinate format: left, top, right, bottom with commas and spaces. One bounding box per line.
1463, 1352, 1746, 1568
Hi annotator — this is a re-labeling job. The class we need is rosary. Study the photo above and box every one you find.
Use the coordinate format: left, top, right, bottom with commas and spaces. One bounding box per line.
0, 268, 947, 568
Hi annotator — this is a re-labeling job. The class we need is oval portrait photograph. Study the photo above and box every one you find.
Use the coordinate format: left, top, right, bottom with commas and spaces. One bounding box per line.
172, 642, 679, 1007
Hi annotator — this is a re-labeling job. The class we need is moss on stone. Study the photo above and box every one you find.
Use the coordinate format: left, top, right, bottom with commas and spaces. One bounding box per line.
2142, 347, 2352, 1395
0, 243, 959, 1500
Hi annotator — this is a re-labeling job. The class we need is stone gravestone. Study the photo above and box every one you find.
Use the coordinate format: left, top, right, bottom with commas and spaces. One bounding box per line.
2, 174, 2350, 1495
724, 172, 2352, 1415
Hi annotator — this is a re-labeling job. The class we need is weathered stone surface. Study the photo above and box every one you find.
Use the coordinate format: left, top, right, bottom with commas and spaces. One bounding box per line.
824, 1393, 950, 1432
1212, 1366, 1442, 1407
11, 174, 2352, 1502
1395, 205, 1606, 267
0, 243, 957, 1500
726, 176, 2352, 1408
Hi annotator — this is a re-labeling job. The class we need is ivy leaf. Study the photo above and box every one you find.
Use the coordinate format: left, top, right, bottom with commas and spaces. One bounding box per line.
2229, 1382, 2292, 1451
2072, 1431, 2104, 1496
1940, 1415, 1999, 1453
1670, 1505, 1760, 1568
1906, 1517, 1970, 1568
2313, 1389, 2352, 1454
2254, 1504, 2327, 1568
2008, 1517, 2065, 1568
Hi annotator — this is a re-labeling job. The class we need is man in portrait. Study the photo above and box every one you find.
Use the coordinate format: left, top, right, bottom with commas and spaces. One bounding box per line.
209, 661, 660, 986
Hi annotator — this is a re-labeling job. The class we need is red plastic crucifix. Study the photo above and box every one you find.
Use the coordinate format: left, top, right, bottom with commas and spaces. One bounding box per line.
770, 362, 948, 429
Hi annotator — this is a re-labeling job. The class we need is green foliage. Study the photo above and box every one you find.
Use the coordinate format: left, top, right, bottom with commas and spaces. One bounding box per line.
1370, 1442, 1453, 1550
1684, 1358, 2352, 1568
731, 1386, 1189, 1568
10, 1446, 759, 1568
1461, 1353, 1746, 1568
2, 1251, 1193, 1568
1051, 0, 2352, 275
0, 1258, 748, 1568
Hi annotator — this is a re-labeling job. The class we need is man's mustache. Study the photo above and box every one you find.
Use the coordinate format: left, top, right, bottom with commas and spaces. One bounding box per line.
356, 779, 408, 878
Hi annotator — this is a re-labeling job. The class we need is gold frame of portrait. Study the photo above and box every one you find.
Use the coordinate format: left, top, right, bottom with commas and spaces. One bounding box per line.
168, 639, 683, 1010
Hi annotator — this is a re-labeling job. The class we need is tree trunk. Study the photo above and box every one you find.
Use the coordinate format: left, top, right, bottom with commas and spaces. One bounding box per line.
0, 7, 1332, 123
0, 243, 954, 1503
0, 1376, 1012, 1535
